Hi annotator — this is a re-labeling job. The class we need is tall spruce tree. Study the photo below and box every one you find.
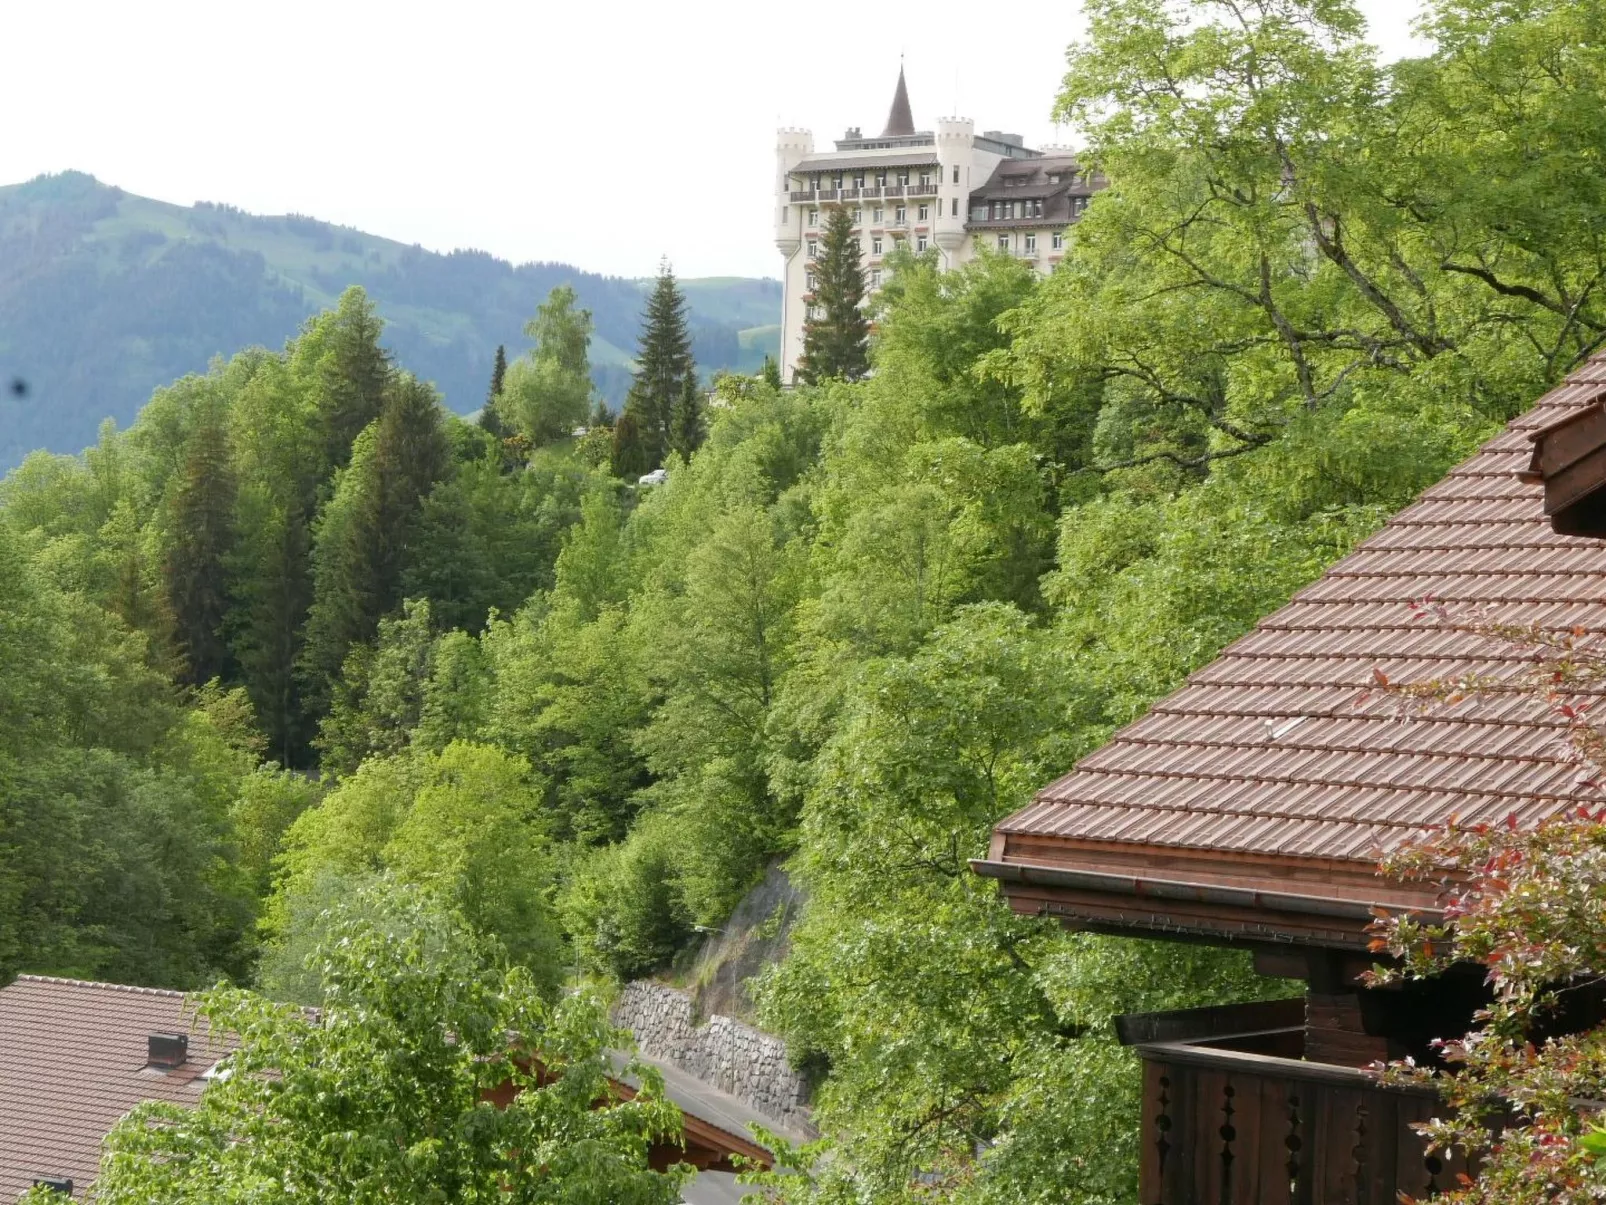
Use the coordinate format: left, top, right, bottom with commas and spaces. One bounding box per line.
610, 410, 650, 479
298, 375, 451, 725
797, 206, 870, 384
622, 260, 694, 467
668, 371, 704, 462
313, 287, 392, 474
478, 344, 510, 439
162, 389, 237, 685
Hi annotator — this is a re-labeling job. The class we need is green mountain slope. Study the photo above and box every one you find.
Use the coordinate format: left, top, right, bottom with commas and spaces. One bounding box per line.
0, 171, 780, 467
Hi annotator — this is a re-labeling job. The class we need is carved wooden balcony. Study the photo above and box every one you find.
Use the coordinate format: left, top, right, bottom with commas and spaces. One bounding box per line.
1119, 999, 1467, 1205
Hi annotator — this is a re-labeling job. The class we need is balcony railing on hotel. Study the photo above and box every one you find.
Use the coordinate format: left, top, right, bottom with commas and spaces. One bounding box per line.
1119, 999, 1469, 1205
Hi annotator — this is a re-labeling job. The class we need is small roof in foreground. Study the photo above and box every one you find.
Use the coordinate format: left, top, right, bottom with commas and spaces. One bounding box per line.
977, 356, 1606, 948
0, 976, 230, 1201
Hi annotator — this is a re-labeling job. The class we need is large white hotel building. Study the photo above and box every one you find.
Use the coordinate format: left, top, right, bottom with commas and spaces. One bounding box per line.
773, 67, 1103, 380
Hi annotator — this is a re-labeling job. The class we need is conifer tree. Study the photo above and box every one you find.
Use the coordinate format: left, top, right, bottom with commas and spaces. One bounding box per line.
163, 390, 237, 685
230, 490, 314, 766
478, 344, 509, 439
313, 287, 392, 473
298, 375, 450, 723
669, 371, 704, 462
622, 260, 694, 466
488, 344, 508, 403
610, 411, 650, 480
797, 206, 870, 384
761, 354, 782, 390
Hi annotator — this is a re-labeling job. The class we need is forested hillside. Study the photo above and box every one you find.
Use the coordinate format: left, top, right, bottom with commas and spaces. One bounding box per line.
0, 171, 780, 467
4, 0, 1605, 1200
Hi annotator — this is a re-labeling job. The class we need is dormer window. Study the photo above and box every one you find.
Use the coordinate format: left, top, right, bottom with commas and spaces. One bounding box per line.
1522, 400, 1606, 536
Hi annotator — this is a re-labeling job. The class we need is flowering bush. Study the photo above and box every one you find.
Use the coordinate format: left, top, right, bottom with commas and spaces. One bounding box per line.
1369, 604, 1606, 1202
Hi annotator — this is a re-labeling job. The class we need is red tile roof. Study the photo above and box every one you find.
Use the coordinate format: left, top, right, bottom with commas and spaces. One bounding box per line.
978, 357, 1606, 946
0, 976, 230, 1201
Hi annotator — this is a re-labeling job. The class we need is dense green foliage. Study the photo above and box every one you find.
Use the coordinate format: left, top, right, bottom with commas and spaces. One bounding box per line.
0, 171, 780, 467
50, 884, 689, 1205
2, 0, 1604, 1199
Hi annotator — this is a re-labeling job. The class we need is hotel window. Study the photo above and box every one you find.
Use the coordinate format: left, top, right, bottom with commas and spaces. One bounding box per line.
972, 205, 988, 221
1052, 231, 1064, 250
808, 240, 819, 259
853, 207, 863, 224
1033, 199, 1043, 217
1024, 233, 1037, 252
872, 237, 883, 255
895, 205, 907, 223
951, 198, 958, 216
870, 269, 882, 287
833, 173, 843, 188
876, 171, 887, 187
807, 209, 818, 227
806, 272, 817, 290
997, 234, 1009, 251
873, 207, 884, 223
1013, 201, 1024, 219
952, 165, 960, 184
916, 235, 928, 252
917, 203, 929, 221
854, 173, 865, 188
898, 169, 909, 185
919, 172, 931, 189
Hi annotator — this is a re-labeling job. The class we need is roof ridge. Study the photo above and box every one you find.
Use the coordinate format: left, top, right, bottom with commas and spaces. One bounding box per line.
14, 973, 188, 999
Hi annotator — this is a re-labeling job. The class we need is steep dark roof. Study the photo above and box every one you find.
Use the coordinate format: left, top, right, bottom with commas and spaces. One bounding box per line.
965, 155, 1105, 232
976, 356, 1606, 948
0, 976, 231, 1201
882, 66, 915, 138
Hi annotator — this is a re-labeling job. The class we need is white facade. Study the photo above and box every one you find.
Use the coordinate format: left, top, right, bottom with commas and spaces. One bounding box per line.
773, 73, 1093, 382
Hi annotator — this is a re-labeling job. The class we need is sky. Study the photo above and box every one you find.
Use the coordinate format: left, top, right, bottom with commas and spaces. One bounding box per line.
2, 0, 1429, 281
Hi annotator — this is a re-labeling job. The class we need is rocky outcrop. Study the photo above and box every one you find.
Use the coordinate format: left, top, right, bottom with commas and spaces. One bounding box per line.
613, 981, 814, 1135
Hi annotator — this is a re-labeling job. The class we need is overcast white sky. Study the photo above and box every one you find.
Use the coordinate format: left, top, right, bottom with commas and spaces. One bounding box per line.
2, 0, 1428, 281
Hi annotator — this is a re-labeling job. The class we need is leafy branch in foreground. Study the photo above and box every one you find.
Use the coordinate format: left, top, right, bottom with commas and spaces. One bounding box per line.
63, 883, 690, 1205
1367, 603, 1606, 1202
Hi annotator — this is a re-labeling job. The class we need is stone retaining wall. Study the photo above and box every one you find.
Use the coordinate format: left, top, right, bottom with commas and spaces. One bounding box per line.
613, 981, 813, 1134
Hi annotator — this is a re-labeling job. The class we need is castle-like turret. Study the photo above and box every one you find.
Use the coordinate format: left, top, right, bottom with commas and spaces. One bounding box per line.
774, 128, 813, 258
934, 117, 974, 260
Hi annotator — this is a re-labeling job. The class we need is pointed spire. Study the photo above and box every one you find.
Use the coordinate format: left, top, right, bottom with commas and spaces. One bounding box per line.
881, 62, 914, 138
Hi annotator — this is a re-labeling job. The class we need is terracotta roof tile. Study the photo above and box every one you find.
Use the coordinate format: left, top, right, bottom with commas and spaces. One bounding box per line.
0, 976, 232, 1201
995, 358, 1606, 886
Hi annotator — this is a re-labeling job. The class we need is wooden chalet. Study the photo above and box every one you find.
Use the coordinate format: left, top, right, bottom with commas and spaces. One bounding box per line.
974, 357, 1606, 1203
